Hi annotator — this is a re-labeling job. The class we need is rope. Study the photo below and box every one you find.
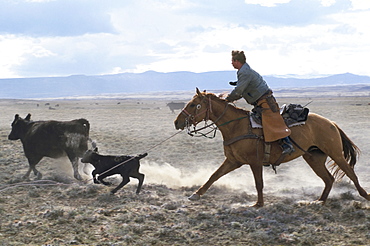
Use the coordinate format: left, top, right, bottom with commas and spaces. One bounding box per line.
146, 130, 183, 152
92, 130, 184, 180
1, 130, 184, 192
0, 179, 73, 192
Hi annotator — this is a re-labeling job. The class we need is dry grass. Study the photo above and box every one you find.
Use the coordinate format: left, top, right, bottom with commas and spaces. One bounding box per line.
0, 95, 369, 245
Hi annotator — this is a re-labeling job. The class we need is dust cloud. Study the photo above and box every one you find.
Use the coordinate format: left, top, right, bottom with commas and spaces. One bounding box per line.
142, 160, 326, 196
141, 159, 367, 199
53, 155, 367, 200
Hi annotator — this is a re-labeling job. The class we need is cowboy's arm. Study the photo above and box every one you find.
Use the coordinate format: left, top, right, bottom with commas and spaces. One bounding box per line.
225, 71, 251, 102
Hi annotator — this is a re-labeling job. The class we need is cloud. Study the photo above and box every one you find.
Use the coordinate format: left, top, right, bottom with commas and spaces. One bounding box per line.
350, 0, 370, 10
0, 0, 116, 36
0, 0, 370, 78
244, 0, 291, 7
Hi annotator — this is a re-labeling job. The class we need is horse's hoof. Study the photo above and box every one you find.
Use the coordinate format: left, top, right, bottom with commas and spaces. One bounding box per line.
188, 193, 200, 201
250, 202, 263, 208
310, 200, 325, 205
366, 193, 370, 201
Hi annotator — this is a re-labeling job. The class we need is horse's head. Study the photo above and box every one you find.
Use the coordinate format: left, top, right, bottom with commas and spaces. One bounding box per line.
174, 88, 210, 130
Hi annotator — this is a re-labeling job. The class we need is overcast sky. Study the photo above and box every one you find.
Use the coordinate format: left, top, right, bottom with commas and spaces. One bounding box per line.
1, 0, 370, 79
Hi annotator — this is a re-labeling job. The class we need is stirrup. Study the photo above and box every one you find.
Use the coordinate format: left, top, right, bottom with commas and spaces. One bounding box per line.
282, 144, 295, 155
281, 137, 295, 155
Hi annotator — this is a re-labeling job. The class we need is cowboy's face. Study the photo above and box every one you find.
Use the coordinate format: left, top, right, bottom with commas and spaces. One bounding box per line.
231, 59, 242, 69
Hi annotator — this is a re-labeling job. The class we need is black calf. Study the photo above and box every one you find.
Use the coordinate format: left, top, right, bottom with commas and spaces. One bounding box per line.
81, 146, 146, 194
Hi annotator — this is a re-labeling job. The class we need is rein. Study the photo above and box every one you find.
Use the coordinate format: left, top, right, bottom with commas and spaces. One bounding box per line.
183, 96, 252, 139
182, 95, 263, 145
184, 96, 230, 138
218, 116, 249, 127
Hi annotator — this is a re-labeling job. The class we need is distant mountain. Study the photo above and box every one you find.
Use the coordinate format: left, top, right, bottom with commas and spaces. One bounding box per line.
1, 71, 370, 99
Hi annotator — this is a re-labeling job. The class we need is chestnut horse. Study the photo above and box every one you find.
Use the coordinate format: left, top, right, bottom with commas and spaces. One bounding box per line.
174, 88, 370, 207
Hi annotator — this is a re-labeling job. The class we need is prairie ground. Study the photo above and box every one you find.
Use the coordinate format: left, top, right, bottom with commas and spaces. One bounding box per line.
0, 92, 369, 245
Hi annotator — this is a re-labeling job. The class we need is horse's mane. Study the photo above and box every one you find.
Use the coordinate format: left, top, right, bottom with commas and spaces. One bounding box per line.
205, 92, 250, 115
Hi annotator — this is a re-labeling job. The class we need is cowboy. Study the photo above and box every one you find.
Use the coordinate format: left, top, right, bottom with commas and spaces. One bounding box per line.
225, 50, 294, 155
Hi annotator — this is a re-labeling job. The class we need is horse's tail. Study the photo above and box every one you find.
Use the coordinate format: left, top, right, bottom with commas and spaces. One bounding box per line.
328, 123, 360, 180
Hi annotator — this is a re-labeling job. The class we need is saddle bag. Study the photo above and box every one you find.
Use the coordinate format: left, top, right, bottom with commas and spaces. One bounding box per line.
281, 104, 309, 121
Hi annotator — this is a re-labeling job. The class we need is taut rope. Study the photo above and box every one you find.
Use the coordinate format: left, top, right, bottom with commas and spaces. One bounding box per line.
1, 130, 184, 192
93, 130, 183, 179
0, 179, 72, 192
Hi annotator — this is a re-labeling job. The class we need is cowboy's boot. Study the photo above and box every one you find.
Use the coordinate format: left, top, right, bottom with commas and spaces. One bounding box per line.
281, 136, 295, 155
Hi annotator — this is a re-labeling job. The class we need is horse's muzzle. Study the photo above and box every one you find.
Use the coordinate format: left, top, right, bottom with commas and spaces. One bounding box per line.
174, 120, 185, 130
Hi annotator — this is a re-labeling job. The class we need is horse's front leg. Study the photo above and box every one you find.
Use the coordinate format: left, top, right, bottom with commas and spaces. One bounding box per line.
188, 158, 242, 201
249, 164, 264, 207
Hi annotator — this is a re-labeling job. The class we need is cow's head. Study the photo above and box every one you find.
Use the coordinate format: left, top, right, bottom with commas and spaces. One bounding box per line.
8, 114, 32, 140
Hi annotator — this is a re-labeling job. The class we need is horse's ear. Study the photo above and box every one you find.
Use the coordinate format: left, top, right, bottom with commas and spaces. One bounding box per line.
25, 114, 31, 121
196, 88, 206, 96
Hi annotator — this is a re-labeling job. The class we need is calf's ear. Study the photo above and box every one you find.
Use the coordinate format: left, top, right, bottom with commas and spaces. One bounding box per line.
93, 147, 99, 153
25, 114, 31, 121
14, 114, 19, 120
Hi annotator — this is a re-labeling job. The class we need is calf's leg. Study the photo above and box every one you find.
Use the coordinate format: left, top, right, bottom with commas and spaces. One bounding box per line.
111, 176, 130, 194
93, 170, 113, 185
131, 172, 145, 194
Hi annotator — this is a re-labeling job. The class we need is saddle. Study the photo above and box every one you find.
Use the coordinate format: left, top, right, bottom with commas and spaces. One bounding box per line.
251, 103, 309, 127
250, 103, 309, 171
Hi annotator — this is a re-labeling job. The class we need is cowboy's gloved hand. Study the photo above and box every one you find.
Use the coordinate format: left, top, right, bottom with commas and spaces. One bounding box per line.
229, 81, 237, 86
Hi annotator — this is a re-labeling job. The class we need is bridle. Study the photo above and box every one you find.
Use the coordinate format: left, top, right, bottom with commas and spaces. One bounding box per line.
180, 95, 229, 138
181, 95, 210, 124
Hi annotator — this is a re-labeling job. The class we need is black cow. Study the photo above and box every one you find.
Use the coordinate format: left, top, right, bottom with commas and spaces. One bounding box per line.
8, 114, 90, 180
166, 102, 185, 113
81, 145, 146, 194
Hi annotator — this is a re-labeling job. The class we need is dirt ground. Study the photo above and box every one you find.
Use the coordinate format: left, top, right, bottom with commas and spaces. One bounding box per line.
0, 93, 369, 245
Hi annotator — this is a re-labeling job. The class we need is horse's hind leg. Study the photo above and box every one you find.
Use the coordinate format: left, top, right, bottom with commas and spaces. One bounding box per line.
189, 158, 242, 201
303, 150, 334, 203
331, 156, 370, 201
249, 164, 264, 207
